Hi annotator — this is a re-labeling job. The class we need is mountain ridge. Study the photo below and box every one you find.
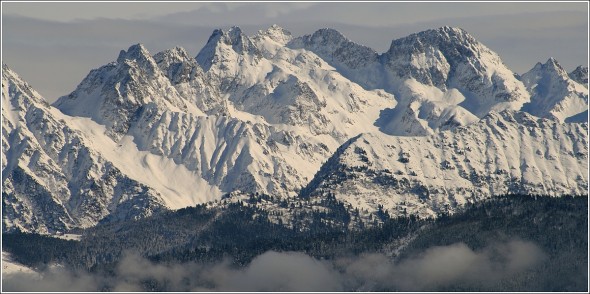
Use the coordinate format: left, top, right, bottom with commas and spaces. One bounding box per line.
2, 25, 588, 233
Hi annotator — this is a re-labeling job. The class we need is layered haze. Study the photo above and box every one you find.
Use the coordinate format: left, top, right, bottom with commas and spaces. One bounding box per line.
2, 2, 587, 101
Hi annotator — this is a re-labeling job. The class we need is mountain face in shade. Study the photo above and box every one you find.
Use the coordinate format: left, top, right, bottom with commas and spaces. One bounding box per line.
569, 65, 588, 87
2, 25, 588, 233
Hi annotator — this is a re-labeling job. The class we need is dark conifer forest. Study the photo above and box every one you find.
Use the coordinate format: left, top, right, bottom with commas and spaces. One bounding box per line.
3, 194, 587, 291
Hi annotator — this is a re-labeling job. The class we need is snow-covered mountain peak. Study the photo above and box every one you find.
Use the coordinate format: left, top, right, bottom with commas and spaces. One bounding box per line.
115, 43, 160, 74
532, 57, 569, 78
3, 65, 169, 233
2, 64, 48, 109
525, 58, 572, 83
288, 28, 379, 70
301, 107, 587, 221
393, 26, 475, 49
569, 65, 588, 87
3, 64, 30, 91
153, 46, 194, 73
305, 28, 348, 44
54, 43, 202, 138
520, 58, 588, 122
154, 46, 191, 63
385, 26, 494, 87
196, 26, 261, 71
153, 46, 204, 85
384, 26, 485, 67
117, 43, 150, 62
223, 26, 253, 51
383, 26, 530, 118
545, 57, 560, 67
430, 26, 470, 39
257, 24, 293, 45
251, 25, 294, 58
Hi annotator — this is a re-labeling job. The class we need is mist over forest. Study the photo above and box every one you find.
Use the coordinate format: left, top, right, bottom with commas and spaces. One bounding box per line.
3, 195, 587, 292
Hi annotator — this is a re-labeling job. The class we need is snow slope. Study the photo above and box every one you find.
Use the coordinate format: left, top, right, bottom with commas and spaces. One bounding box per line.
290, 26, 531, 135
521, 58, 588, 122
53, 26, 396, 200
301, 110, 588, 219
2, 64, 214, 233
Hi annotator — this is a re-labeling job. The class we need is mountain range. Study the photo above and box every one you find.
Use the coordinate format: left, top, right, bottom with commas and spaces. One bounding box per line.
2, 25, 588, 234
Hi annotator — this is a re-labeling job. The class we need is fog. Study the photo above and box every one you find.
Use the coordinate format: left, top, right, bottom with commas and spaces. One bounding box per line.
2, 239, 546, 292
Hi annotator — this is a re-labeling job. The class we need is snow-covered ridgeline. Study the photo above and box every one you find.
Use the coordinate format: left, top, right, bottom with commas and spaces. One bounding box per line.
2, 25, 588, 233
301, 110, 588, 220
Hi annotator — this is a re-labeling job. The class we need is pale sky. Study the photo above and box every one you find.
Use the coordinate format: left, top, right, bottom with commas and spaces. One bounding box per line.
2, 2, 588, 101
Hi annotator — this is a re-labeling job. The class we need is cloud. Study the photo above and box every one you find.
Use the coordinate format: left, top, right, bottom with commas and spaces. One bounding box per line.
2, 239, 547, 292
1, 265, 100, 292
109, 250, 343, 291
340, 239, 547, 291
211, 251, 343, 292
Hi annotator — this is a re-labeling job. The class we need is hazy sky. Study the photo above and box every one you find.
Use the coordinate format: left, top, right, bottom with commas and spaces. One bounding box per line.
2, 2, 588, 101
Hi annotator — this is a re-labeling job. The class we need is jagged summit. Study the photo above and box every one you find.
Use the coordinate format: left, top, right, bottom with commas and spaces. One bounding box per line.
117, 43, 150, 63
520, 58, 588, 122
385, 26, 484, 65
382, 26, 530, 118
257, 24, 293, 44
546, 56, 560, 66
569, 65, 588, 87
153, 46, 194, 71
223, 26, 251, 49
303, 28, 350, 45
196, 26, 260, 70
54, 42, 200, 138
288, 27, 379, 70
154, 46, 191, 60
153, 46, 203, 85
385, 26, 492, 83
530, 57, 568, 77
2, 64, 47, 107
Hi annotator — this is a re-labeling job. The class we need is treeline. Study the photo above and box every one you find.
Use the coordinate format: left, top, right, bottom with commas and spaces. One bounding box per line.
2, 194, 587, 291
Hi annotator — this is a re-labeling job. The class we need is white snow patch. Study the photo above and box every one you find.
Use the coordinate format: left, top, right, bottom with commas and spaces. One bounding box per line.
60, 115, 222, 209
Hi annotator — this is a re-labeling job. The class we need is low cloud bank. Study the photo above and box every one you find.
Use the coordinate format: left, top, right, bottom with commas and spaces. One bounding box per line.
2, 239, 546, 292
338, 239, 546, 291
